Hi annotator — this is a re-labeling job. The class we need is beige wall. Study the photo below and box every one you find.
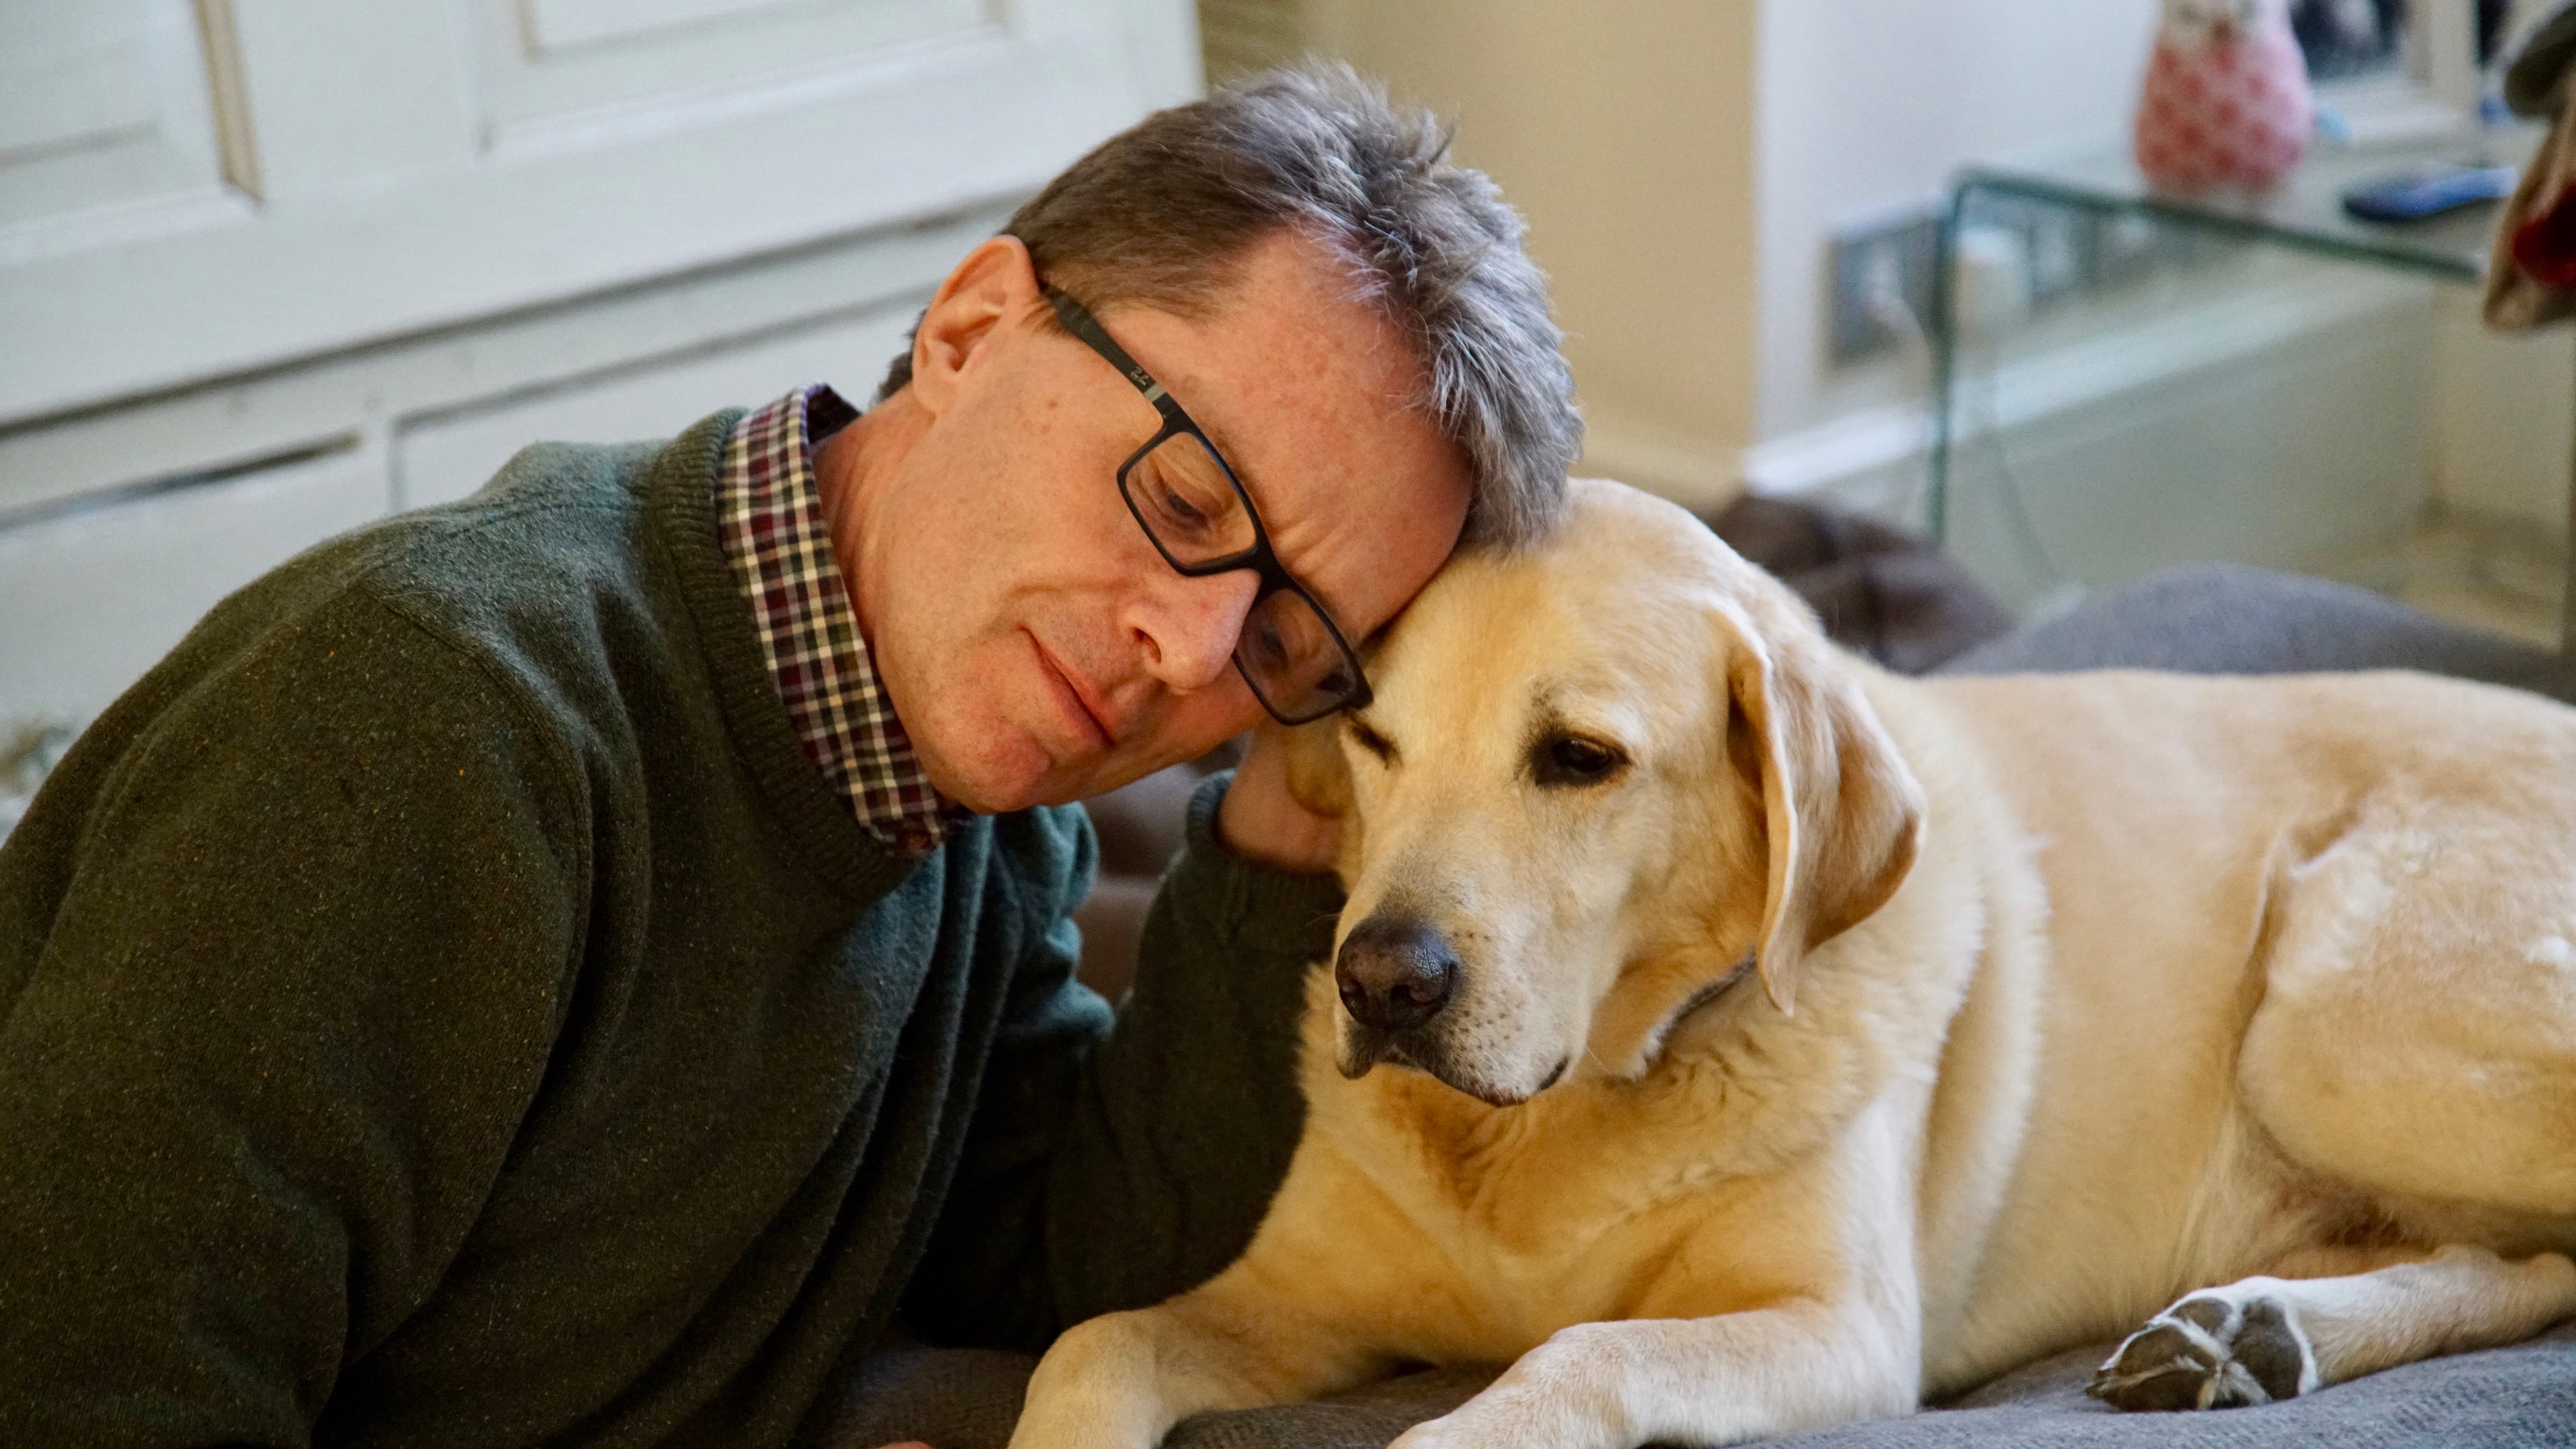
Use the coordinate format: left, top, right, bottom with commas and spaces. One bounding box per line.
2432, 290, 2576, 539
1305, 1, 2567, 543
1753, 0, 2158, 441
1305, 0, 2157, 508
1307, 0, 1762, 508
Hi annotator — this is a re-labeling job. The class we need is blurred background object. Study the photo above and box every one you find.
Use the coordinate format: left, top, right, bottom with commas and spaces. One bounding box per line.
2488, 0, 2576, 326
2133, 0, 2315, 193
2293, 0, 2410, 81
0, 720, 73, 842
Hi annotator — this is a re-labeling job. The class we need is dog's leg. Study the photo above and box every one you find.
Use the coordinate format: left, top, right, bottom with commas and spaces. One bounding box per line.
1379, 1099, 1929, 1449
1006, 1274, 1386, 1449
1383, 1301, 1917, 1449
2089, 1245, 2576, 1411
1008, 1145, 1430, 1449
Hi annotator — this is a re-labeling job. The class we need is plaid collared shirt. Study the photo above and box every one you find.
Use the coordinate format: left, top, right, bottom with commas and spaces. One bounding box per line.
714, 384, 956, 856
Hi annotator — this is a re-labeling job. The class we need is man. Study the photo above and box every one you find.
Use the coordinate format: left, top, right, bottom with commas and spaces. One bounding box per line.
0, 65, 1580, 1447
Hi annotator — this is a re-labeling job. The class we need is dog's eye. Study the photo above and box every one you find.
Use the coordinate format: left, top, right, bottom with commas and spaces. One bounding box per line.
1348, 719, 1396, 763
1533, 734, 1625, 788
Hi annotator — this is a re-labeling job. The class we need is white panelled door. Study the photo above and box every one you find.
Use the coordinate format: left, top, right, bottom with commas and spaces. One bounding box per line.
0, 0, 1197, 428
0, 0, 1193, 738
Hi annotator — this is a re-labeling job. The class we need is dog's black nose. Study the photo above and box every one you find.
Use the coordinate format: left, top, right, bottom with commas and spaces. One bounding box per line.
1335, 915, 1458, 1033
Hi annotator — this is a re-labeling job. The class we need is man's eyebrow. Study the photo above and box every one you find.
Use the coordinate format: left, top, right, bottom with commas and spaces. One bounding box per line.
1168, 373, 1367, 618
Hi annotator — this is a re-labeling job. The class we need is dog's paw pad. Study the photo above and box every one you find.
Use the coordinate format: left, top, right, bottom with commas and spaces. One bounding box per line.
2087, 1292, 2315, 1412
2088, 1321, 2227, 1412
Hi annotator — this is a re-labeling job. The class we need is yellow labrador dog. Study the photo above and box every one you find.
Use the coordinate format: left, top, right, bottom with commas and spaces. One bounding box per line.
1012, 479, 2576, 1449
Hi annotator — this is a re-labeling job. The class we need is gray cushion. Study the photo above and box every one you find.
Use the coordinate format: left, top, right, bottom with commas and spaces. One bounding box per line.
817, 1326, 2576, 1448
1936, 564, 2576, 702
820, 566, 2576, 1448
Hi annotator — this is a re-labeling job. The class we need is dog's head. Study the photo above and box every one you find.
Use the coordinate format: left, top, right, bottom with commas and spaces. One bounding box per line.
1319, 479, 1924, 1106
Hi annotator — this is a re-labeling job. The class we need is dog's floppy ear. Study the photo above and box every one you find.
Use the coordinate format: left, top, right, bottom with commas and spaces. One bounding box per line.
1713, 599, 1925, 1015
1280, 715, 1354, 819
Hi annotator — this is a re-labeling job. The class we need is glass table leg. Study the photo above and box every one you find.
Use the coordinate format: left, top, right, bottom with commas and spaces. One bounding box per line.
1927, 180, 1971, 547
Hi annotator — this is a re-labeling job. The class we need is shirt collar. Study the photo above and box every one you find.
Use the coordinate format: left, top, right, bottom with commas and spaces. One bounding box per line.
713, 384, 959, 856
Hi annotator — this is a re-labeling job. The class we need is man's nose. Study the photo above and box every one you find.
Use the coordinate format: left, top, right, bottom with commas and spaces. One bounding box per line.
1131, 568, 1260, 693
1335, 914, 1459, 1033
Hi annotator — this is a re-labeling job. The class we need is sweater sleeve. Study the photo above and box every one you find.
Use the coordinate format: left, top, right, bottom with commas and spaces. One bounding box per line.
900, 771, 1340, 1348
0, 594, 585, 1448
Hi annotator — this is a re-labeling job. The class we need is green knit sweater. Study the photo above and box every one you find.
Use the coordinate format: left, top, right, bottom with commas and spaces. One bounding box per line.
0, 413, 1342, 1448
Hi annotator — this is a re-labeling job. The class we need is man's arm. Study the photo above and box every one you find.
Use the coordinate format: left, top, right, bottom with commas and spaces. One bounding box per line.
0, 594, 584, 1446
900, 735, 1344, 1349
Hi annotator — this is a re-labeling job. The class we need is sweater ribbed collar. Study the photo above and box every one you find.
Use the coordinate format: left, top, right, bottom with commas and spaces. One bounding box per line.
646, 410, 928, 904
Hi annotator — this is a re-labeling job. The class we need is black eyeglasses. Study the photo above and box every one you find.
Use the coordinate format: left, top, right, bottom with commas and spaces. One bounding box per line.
1045, 286, 1373, 726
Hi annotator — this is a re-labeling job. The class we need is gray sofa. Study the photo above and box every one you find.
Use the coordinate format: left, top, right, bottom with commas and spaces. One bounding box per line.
823, 566, 2576, 1448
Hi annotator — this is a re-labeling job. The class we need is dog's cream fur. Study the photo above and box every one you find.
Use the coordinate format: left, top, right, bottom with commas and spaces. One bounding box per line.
1013, 480, 2576, 1449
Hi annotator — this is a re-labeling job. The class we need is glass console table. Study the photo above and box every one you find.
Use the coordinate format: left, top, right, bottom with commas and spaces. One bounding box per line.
1926, 128, 2569, 647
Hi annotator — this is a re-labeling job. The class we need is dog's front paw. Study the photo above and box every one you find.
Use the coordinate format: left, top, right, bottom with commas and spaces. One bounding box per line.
2089, 1288, 2318, 1411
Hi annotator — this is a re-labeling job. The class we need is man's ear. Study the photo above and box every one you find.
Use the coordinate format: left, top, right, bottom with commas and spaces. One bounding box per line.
1712, 598, 1925, 1015
908, 235, 1042, 416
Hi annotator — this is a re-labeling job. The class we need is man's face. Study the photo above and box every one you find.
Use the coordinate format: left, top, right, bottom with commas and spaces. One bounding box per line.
838, 230, 1475, 813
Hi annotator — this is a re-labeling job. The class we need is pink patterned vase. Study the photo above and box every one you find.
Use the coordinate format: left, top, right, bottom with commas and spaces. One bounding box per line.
2134, 0, 2314, 192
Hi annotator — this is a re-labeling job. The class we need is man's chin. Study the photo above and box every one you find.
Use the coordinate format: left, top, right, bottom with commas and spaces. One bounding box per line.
910, 693, 1235, 813
899, 729, 1026, 815
914, 727, 1111, 815
921, 758, 1052, 817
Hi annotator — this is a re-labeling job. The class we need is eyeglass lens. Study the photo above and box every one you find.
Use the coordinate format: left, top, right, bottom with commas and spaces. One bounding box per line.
1124, 433, 1257, 562
1240, 589, 1358, 721
1121, 433, 1354, 720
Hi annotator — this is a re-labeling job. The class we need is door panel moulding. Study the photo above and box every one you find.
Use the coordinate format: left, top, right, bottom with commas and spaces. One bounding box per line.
0, 199, 1011, 517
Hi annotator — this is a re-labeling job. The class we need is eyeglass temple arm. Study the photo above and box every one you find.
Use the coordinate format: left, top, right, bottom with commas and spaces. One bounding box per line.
1045, 289, 1178, 413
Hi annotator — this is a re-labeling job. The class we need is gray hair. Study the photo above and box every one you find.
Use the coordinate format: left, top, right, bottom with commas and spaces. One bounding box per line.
877, 61, 1579, 550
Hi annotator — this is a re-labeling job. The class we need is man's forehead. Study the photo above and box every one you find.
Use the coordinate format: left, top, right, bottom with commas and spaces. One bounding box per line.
1100, 235, 1428, 444
1072, 235, 1467, 626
